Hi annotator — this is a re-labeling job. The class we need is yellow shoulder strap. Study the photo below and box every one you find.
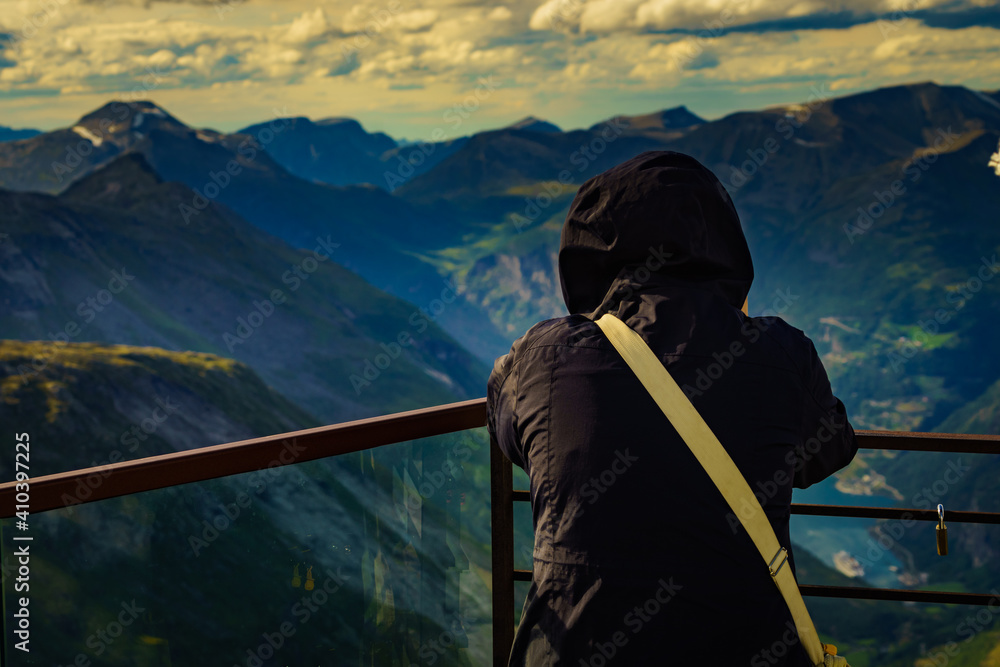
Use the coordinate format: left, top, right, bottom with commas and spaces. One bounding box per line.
594, 313, 833, 667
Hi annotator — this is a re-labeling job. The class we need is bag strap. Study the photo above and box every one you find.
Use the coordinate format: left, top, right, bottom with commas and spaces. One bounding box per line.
593, 312, 833, 666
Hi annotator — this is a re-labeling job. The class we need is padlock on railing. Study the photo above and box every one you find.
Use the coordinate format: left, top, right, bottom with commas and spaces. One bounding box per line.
936, 504, 948, 556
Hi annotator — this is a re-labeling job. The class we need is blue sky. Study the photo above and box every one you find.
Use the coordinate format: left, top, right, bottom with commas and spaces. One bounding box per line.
1, 0, 999, 140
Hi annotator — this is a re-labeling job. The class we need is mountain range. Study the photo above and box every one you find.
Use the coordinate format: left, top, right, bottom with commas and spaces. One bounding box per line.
0, 150, 487, 423
2, 80, 1000, 665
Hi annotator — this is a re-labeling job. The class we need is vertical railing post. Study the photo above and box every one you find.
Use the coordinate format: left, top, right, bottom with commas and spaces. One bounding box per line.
490, 433, 515, 666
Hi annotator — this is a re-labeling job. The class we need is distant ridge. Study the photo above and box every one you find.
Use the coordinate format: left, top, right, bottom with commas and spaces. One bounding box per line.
591, 105, 706, 132
237, 115, 396, 186
505, 116, 562, 133
0, 125, 41, 142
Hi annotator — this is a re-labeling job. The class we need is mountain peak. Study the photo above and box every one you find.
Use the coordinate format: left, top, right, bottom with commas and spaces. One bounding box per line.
589, 105, 705, 132
316, 116, 364, 129
234, 115, 397, 186
61, 151, 164, 205
825, 80, 1000, 149
77, 100, 183, 127
73, 100, 189, 148
658, 106, 706, 128
505, 116, 562, 133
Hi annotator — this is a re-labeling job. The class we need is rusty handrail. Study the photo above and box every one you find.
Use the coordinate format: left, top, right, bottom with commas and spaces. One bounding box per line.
3, 396, 998, 518
491, 433, 516, 666
2, 396, 999, 661
0, 398, 486, 518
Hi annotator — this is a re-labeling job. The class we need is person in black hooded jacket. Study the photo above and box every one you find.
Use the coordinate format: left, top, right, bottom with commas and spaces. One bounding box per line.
486, 150, 858, 666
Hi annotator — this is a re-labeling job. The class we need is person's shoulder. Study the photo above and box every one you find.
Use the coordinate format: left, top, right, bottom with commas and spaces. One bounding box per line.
489, 315, 600, 384
743, 314, 819, 371
520, 313, 603, 350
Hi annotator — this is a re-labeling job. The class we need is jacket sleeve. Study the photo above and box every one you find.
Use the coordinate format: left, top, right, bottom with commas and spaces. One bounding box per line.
486, 343, 526, 471
793, 338, 859, 489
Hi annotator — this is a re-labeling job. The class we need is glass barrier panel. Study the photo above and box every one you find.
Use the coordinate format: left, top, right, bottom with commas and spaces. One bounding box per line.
1, 428, 492, 666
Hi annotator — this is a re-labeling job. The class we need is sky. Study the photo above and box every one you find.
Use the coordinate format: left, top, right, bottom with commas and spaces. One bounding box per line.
1, 0, 999, 141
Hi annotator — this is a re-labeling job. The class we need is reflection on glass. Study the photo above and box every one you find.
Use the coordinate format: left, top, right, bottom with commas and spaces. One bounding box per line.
1, 429, 492, 666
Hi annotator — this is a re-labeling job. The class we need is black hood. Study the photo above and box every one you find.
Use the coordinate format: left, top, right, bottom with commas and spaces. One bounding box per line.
558, 150, 754, 314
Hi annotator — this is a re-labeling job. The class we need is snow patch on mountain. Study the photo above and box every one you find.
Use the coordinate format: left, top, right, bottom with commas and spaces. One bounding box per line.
72, 125, 103, 146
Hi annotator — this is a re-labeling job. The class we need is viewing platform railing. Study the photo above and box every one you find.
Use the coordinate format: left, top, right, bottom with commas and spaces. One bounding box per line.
1, 397, 998, 665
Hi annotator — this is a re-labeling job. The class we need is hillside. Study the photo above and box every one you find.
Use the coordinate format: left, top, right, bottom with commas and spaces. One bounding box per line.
871, 381, 1000, 604
0, 152, 489, 421
935, 377, 1000, 434
0, 340, 491, 665
0, 100, 512, 361
0, 340, 316, 476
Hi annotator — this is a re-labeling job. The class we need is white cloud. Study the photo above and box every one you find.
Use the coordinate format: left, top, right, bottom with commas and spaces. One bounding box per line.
694, 22, 1000, 88
392, 9, 439, 32
529, 0, 993, 34
579, 0, 644, 33
488, 6, 513, 21
872, 34, 922, 60
0, 0, 996, 137
529, 0, 584, 32
284, 8, 335, 44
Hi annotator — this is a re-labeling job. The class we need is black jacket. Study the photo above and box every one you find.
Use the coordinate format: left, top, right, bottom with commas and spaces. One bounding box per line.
486, 151, 858, 666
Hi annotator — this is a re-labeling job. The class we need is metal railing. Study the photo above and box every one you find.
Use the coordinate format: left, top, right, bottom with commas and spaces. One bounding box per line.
2, 397, 999, 666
